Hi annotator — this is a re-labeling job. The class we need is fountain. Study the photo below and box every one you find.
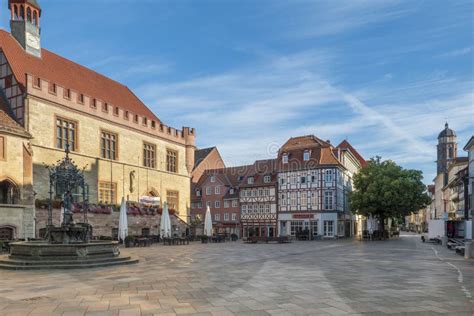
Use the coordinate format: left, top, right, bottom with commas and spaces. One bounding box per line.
0, 146, 138, 270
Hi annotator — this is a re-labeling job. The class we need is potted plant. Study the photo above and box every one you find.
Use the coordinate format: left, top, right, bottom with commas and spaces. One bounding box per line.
201, 235, 208, 244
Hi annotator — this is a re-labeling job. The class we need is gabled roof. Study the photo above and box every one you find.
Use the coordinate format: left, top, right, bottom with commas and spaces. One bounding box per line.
0, 29, 159, 122
280, 135, 330, 151
337, 139, 367, 167
463, 136, 474, 151
0, 110, 31, 138
277, 135, 343, 172
194, 147, 215, 169
194, 165, 252, 195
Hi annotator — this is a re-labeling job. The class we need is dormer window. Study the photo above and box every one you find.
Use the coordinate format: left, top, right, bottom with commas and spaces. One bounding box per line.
303, 150, 310, 161
264, 175, 271, 183
247, 177, 254, 185
102, 103, 109, 113
91, 98, 97, 109
210, 176, 216, 183
114, 107, 119, 116
77, 94, 84, 104
283, 154, 289, 164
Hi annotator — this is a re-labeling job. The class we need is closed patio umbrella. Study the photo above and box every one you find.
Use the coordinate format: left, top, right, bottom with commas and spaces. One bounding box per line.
118, 197, 128, 244
160, 202, 172, 238
204, 206, 213, 237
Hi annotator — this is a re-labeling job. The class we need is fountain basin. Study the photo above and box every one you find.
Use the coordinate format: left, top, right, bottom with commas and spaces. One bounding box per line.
0, 241, 138, 270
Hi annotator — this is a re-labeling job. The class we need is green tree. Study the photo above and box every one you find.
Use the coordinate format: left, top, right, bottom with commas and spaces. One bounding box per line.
350, 157, 431, 237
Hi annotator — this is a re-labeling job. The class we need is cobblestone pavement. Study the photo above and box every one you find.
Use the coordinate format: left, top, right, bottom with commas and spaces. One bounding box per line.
1, 234, 473, 315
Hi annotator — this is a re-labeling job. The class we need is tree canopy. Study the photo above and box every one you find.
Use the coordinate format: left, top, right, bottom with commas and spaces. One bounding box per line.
350, 157, 431, 223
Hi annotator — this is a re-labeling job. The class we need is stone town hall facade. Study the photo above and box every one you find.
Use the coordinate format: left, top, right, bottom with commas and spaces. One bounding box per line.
0, 0, 195, 239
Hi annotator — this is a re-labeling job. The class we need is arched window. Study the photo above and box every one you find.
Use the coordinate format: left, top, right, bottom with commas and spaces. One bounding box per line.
14, 5, 18, 20
27, 7, 32, 22
0, 179, 19, 204
20, 5, 25, 20
33, 11, 37, 25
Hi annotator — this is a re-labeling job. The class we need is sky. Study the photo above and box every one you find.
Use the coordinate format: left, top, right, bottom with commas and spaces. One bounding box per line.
1, 0, 473, 183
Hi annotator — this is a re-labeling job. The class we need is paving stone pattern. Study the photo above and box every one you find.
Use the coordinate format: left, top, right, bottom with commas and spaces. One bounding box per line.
0, 234, 473, 315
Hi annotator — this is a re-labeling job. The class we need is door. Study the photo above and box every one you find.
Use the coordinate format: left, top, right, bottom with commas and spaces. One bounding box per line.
323, 221, 334, 237
268, 226, 275, 237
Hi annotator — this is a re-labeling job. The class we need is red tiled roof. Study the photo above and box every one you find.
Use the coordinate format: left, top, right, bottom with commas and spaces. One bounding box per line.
0, 110, 31, 138
277, 135, 343, 171
337, 140, 367, 167
241, 159, 277, 188
0, 29, 160, 122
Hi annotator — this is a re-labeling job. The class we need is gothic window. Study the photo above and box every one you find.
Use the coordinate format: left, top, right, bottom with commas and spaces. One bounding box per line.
143, 142, 156, 168
0, 180, 19, 204
100, 131, 117, 160
166, 190, 179, 211
166, 149, 178, 173
56, 117, 77, 151
98, 182, 116, 205
448, 147, 453, 158
20, 5, 25, 20
33, 11, 37, 25
13, 5, 18, 20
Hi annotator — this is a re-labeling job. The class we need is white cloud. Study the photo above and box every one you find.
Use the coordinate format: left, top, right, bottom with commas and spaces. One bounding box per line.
133, 48, 473, 182
437, 47, 472, 58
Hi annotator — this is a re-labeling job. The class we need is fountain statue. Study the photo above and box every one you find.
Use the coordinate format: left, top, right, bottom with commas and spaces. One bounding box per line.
0, 146, 138, 270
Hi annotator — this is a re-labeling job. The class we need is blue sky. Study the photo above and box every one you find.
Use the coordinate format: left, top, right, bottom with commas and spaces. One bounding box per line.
1, 0, 473, 183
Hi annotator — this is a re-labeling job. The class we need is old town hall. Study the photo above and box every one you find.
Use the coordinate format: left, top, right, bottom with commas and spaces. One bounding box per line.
0, 0, 196, 239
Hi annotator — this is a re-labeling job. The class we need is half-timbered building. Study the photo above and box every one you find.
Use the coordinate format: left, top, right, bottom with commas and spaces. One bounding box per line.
277, 136, 364, 238
239, 159, 278, 238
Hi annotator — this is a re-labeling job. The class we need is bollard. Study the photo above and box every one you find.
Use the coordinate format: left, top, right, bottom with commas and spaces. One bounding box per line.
465, 241, 473, 259
442, 236, 448, 247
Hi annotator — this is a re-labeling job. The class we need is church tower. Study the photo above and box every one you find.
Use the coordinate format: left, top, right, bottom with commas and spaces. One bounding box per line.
437, 122, 457, 175
8, 0, 41, 58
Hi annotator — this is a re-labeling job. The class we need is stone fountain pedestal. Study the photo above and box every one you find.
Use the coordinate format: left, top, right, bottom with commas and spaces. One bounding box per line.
0, 240, 138, 270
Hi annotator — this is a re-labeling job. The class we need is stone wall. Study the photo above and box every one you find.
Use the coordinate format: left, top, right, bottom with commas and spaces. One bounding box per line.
35, 208, 189, 238
27, 96, 192, 222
